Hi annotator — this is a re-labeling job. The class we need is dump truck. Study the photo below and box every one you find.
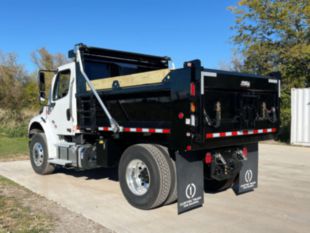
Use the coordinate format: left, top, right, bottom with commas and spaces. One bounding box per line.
28, 44, 280, 214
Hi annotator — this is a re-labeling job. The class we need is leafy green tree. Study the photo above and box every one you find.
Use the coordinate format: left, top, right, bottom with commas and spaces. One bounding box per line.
0, 51, 28, 110
229, 0, 310, 141
0, 48, 68, 137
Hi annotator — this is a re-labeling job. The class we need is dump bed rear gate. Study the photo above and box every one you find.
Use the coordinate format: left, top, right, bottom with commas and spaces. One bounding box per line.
195, 69, 279, 148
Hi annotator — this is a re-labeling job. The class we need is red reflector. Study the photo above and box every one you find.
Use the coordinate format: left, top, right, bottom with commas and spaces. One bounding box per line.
190, 83, 196, 96
242, 147, 248, 157
178, 112, 184, 119
205, 152, 212, 164
162, 129, 171, 134
186, 145, 192, 151
232, 131, 238, 136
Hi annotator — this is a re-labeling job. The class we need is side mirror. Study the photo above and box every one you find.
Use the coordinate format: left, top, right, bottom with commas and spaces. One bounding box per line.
38, 71, 47, 105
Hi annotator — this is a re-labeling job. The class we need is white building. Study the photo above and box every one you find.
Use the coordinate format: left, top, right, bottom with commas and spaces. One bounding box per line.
291, 88, 310, 146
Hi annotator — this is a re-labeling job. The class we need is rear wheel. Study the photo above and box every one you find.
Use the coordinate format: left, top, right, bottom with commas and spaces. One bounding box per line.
204, 177, 235, 193
154, 145, 177, 205
29, 133, 55, 175
119, 144, 171, 209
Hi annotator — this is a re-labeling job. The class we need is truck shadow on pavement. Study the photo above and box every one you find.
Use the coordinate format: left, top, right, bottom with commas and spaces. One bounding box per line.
54, 167, 119, 181
53, 167, 236, 195
54, 167, 232, 195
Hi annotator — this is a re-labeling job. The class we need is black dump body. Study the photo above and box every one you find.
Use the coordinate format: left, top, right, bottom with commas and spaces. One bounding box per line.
75, 46, 280, 152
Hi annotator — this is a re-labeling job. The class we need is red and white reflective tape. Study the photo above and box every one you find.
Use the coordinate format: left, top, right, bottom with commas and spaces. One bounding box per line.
98, 127, 171, 134
206, 128, 277, 139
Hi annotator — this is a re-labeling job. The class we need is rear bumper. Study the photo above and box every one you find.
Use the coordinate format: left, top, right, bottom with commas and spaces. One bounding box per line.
192, 131, 277, 150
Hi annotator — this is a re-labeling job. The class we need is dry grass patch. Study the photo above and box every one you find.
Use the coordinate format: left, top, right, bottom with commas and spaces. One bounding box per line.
0, 176, 53, 233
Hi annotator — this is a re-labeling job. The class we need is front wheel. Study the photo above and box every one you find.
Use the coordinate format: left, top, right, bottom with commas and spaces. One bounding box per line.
29, 133, 55, 175
118, 144, 172, 210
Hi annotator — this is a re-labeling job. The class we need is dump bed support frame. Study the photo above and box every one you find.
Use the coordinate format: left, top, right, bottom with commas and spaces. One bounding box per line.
76, 47, 120, 132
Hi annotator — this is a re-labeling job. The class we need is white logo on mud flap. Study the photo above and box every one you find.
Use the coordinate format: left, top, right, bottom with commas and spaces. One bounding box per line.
244, 169, 253, 183
185, 183, 197, 199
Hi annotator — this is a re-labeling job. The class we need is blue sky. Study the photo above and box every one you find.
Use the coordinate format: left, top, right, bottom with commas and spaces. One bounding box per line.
0, 0, 238, 72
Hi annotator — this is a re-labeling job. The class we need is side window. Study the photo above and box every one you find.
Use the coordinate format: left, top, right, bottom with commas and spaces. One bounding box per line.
53, 70, 71, 100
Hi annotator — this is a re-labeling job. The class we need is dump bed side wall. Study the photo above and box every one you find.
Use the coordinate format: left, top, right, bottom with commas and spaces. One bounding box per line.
76, 66, 192, 151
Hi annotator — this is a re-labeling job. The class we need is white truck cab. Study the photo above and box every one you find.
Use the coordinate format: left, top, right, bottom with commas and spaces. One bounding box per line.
28, 62, 78, 161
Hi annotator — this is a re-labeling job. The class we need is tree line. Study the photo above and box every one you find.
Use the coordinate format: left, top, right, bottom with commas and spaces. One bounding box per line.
229, 0, 309, 141
0, 48, 68, 111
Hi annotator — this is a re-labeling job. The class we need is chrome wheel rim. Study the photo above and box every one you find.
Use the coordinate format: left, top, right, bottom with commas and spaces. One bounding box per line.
126, 159, 150, 196
32, 142, 44, 167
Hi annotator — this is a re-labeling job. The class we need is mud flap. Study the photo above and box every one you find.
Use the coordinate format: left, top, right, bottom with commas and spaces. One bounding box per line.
233, 143, 258, 194
176, 151, 204, 214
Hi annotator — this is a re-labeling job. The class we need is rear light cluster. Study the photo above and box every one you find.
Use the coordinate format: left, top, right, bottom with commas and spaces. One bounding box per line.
190, 82, 196, 96
190, 102, 196, 113
178, 112, 184, 119
242, 147, 248, 158
182, 83, 197, 152
204, 147, 248, 165
205, 152, 212, 164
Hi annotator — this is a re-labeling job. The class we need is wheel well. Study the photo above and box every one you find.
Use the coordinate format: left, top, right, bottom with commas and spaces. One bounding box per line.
120, 143, 174, 161
29, 122, 44, 138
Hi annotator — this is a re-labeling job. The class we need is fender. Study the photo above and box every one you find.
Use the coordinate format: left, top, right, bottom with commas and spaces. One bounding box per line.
28, 112, 59, 159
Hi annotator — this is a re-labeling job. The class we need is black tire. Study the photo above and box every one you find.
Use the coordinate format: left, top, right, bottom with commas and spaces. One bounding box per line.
118, 144, 171, 210
29, 133, 55, 175
204, 178, 235, 193
154, 145, 177, 205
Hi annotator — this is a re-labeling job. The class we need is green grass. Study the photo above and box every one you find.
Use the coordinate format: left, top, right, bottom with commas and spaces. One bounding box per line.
0, 135, 28, 161
0, 176, 52, 233
0, 176, 19, 187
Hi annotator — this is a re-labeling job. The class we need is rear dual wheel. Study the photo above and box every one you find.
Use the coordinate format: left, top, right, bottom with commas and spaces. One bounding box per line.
118, 144, 176, 210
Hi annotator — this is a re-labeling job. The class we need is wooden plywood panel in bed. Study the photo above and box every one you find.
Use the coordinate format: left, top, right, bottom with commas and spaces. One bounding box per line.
86, 68, 171, 91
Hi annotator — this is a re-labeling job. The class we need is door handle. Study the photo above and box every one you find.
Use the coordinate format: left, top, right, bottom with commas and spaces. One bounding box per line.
66, 108, 71, 121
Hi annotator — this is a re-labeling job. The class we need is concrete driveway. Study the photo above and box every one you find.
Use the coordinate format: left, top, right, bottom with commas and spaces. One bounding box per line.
0, 143, 309, 233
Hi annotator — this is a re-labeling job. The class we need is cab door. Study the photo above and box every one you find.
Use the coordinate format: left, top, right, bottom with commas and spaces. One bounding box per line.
47, 63, 76, 135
